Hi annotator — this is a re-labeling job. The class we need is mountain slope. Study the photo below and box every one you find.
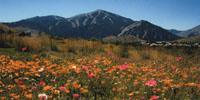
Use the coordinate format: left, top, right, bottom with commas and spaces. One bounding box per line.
103, 35, 144, 44
179, 25, 200, 37
168, 29, 182, 36
6, 15, 74, 37
118, 21, 180, 41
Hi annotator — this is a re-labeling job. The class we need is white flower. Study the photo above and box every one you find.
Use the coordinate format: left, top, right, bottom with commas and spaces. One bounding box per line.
38, 67, 45, 72
72, 65, 77, 69
38, 93, 48, 100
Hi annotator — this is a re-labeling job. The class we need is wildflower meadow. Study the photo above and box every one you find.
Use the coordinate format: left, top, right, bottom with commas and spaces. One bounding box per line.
0, 46, 200, 100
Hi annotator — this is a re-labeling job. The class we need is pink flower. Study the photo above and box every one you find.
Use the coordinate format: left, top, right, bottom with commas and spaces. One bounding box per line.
38, 80, 46, 86
21, 47, 28, 52
140, 96, 145, 100
87, 72, 95, 78
118, 64, 129, 70
176, 56, 183, 62
51, 79, 57, 83
82, 66, 90, 71
32, 86, 38, 91
59, 86, 66, 92
38, 93, 48, 100
145, 79, 157, 87
107, 66, 116, 73
107, 51, 113, 56
150, 95, 159, 100
17, 79, 24, 85
73, 93, 80, 99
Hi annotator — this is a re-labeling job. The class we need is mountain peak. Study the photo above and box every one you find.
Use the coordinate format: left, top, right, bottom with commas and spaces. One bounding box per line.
90, 9, 120, 17
92, 9, 113, 15
140, 20, 151, 24
94, 9, 107, 13
67, 9, 133, 27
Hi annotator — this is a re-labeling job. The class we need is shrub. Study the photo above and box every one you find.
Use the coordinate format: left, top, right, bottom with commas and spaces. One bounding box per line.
119, 45, 129, 58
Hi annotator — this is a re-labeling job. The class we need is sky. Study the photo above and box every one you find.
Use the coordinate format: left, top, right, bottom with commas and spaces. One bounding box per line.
0, 0, 200, 30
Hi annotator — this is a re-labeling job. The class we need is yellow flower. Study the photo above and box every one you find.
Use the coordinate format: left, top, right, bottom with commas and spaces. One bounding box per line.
185, 83, 197, 87
25, 93, 33, 99
9, 93, 20, 99
128, 92, 134, 97
162, 79, 173, 86
80, 88, 88, 94
43, 85, 53, 91
72, 83, 80, 89
53, 90, 60, 95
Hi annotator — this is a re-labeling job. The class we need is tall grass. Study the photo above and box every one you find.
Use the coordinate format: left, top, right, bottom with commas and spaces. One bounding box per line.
58, 39, 105, 55
13, 35, 51, 52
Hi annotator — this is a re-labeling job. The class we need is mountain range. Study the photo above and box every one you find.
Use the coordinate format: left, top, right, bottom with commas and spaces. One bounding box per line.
178, 25, 200, 37
169, 25, 200, 37
4, 9, 198, 41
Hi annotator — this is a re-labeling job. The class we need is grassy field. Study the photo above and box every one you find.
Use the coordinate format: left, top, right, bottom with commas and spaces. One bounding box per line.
0, 39, 200, 100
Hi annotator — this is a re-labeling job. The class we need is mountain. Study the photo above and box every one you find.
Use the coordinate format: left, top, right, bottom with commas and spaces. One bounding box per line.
179, 25, 200, 37
118, 21, 180, 41
168, 29, 182, 35
5, 9, 180, 41
6, 10, 133, 39
65, 10, 134, 38
5, 15, 74, 37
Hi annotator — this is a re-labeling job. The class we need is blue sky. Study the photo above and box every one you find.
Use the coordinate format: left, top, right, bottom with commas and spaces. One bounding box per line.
0, 0, 199, 30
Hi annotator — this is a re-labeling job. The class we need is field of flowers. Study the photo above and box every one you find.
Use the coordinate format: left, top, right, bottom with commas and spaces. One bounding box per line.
0, 47, 200, 100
